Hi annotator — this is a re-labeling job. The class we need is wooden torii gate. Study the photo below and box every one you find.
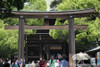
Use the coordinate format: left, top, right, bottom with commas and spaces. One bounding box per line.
5, 8, 95, 67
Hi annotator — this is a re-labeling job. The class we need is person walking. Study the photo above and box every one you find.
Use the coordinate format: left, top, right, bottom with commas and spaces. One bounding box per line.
11, 59, 18, 67
31, 61, 36, 67
59, 54, 70, 67
49, 56, 55, 67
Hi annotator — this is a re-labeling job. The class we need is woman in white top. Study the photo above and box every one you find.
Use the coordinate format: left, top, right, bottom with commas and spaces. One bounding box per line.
53, 59, 59, 67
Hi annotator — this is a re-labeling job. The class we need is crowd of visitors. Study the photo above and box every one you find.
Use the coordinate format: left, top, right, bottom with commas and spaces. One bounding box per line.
0, 54, 69, 67
46, 54, 69, 67
26, 54, 69, 67
0, 58, 25, 67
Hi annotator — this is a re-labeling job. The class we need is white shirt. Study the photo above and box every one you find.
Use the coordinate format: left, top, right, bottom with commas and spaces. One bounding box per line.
54, 62, 59, 67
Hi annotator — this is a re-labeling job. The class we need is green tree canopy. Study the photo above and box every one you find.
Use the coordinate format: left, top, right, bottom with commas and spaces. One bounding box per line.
0, 19, 18, 57
0, 0, 27, 19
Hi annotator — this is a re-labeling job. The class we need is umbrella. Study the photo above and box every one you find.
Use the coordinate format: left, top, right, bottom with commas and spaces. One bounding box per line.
72, 52, 90, 61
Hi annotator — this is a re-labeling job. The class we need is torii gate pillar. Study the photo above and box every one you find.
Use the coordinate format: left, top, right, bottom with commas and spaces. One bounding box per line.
68, 16, 76, 67
18, 16, 25, 60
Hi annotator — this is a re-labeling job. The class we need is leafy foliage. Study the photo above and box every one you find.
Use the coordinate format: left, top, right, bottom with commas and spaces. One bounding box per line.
50, 0, 62, 11
23, 0, 46, 11
57, 0, 100, 11
0, 19, 18, 57
4, 18, 19, 25
0, 0, 27, 19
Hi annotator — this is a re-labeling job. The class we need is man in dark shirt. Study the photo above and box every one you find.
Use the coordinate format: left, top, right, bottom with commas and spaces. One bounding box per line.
3, 60, 10, 67
0, 60, 3, 67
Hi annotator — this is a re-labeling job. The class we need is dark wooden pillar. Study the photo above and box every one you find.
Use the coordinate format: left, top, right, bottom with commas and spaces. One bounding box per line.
63, 41, 66, 54
18, 16, 25, 60
45, 45, 49, 60
40, 43, 43, 58
40, 34, 43, 59
68, 16, 76, 67
40, 44, 43, 58
25, 34, 28, 62
25, 44, 28, 62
